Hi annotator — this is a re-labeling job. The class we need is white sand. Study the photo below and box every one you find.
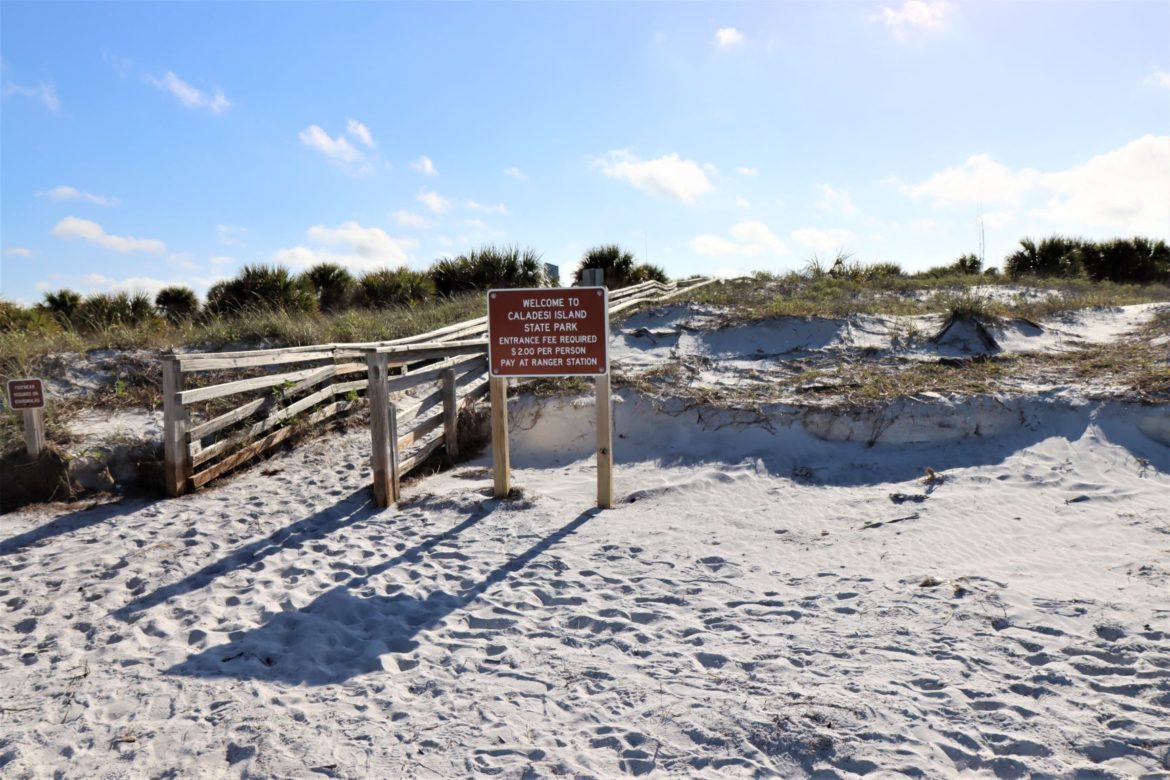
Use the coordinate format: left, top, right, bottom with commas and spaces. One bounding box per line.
2, 388, 1169, 778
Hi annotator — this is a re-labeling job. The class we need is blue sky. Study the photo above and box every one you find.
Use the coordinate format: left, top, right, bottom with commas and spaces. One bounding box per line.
2, 1, 1168, 304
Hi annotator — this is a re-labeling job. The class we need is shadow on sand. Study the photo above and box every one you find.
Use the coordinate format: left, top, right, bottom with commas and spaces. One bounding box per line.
114, 488, 379, 620
167, 505, 599, 685
1, 498, 150, 557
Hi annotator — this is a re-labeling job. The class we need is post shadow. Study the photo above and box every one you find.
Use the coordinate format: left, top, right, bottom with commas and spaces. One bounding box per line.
1, 498, 150, 557
167, 506, 601, 686
114, 488, 380, 621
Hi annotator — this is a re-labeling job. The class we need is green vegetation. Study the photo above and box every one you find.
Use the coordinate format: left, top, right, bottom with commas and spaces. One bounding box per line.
359, 267, 436, 307
301, 263, 356, 313
205, 264, 317, 317
572, 244, 669, 288
429, 244, 548, 296
155, 286, 200, 323
1005, 236, 1169, 283
679, 268, 1170, 321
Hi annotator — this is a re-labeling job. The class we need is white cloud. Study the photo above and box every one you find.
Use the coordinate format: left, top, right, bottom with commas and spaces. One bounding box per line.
417, 190, 453, 214
37, 185, 119, 206
2, 80, 60, 112
270, 246, 321, 268
3, 247, 36, 258
871, 1, 956, 40
1034, 135, 1170, 234
146, 71, 230, 113
736, 167, 759, 177
715, 28, 745, 48
598, 150, 715, 204
167, 252, 198, 270
504, 166, 527, 180
791, 227, 857, 253
467, 200, 508, 214
51, 216, 166, 254
691, 220, 785, 257
209, 255, 235, 266
736, 197, 751, 210
299, 124, 362, 165
346, 119, 375, 148
217, 224, 247, 246
814, 184, 860, 218
900, 154, 1041, 207
410, 155, 437, 175
272, 221, 417, 272
982, 209, 1015, 230
900, 135, 1170, 234
1143, 69, 1170, 90
394, 210, 434, 228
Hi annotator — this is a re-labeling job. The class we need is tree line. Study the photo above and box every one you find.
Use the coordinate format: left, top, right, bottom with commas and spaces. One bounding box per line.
14, 244, 668, 332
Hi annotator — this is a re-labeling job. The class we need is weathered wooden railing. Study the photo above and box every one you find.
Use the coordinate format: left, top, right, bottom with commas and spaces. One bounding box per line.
161, 277, 715, 497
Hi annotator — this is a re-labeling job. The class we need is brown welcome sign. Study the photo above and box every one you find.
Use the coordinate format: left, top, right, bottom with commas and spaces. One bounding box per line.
486, 287, 614, 508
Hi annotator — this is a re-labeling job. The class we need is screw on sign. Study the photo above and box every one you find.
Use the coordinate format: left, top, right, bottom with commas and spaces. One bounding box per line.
487, 287, 609, 377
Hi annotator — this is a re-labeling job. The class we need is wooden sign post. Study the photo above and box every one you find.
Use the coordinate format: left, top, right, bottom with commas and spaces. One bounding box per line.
7, 378, 46, 457
487, 287, 614, 508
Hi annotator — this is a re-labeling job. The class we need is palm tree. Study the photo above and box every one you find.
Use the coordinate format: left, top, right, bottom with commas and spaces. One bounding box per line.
40, 289, 82, 326
302, 263, 356, 312
156, 286, 199, 323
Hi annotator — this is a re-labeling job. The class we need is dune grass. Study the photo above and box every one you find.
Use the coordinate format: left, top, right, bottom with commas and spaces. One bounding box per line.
0, 294, 486, 376
677, 273, 1170, 321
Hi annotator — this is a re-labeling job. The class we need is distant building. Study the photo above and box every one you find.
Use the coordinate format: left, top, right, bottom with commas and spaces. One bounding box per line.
543, 262, 560, 286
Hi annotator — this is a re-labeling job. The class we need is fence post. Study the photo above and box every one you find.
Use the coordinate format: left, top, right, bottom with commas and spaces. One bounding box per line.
367, 351, 396, 508
490, 376, 510, 497
442, 368, 459, 462
389, 404, 401, 504
596, 372, 614, 509
162, 354, 190, 497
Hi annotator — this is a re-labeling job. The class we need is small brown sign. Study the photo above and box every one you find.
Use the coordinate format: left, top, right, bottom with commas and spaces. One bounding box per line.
487, 287, 609, 377
7, 378, 45, 410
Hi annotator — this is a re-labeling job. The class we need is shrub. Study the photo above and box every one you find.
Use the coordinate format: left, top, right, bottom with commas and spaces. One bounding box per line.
1083, 238, 1169, 284
0, 301, 59, 334
204, 264, 317, 317
953, 253, 983, 275
359, 267, 436, 308
823, 252, 902, 281
75, 291, 158, 331
301, 263, 357, 312
628, 263, 670, 284
863, 262, 904, 279
155, 286, 200, 323
1004, 235, 1169, 283
1005, 236, 1084, 278
40, 289, 82, 327
430, 245, 548, 296
573, 245, 637, 288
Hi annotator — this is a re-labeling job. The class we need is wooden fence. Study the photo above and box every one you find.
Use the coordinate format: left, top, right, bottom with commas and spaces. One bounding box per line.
161, 277, 714, 498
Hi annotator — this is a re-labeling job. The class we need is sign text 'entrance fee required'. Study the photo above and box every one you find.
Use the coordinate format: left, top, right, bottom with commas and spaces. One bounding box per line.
487, 287, 609, 377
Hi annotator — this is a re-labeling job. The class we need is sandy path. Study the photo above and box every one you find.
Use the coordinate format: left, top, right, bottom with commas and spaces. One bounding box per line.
2, 395, 1168, 778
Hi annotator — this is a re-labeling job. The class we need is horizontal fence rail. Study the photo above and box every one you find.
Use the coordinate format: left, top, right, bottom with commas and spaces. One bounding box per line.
161, 277, 712, 496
